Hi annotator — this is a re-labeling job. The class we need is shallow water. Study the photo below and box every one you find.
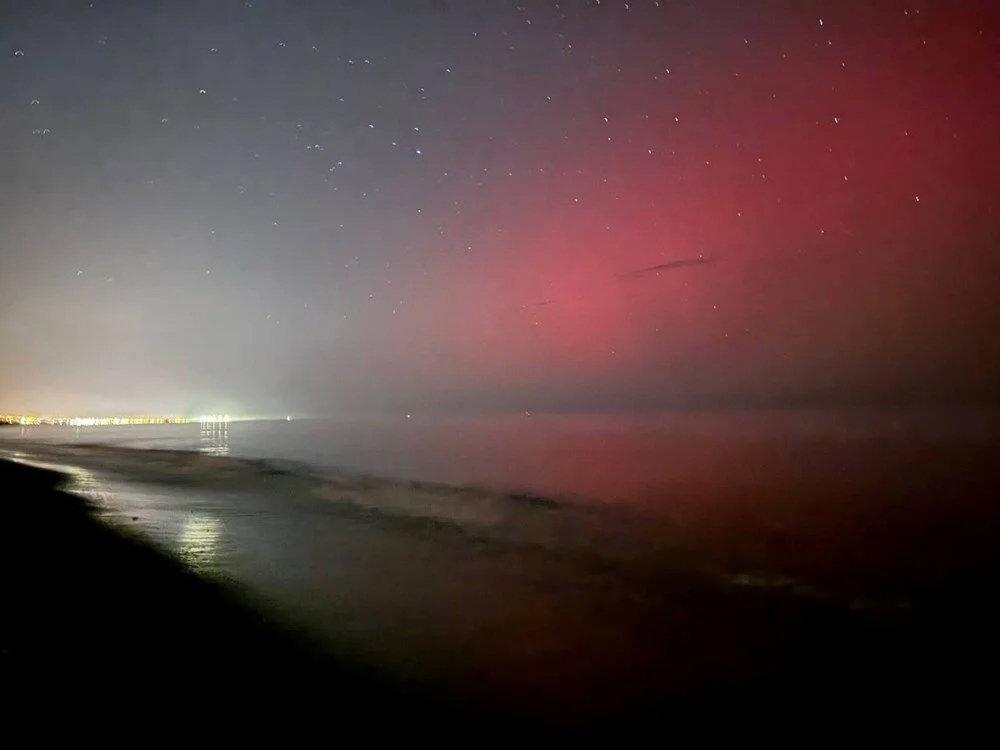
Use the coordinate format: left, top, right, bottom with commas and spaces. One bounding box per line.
3, 410, 998, 721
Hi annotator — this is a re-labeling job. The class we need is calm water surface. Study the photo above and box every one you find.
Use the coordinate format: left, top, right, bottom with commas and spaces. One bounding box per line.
3, 409, 997, 720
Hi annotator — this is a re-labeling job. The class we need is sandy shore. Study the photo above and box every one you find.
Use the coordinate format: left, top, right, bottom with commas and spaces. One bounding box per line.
0, 457, 469, 729
2, 451, 998, 735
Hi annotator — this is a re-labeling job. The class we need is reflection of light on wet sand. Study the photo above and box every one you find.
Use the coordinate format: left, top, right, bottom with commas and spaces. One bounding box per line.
4, 450, 223, 573
3, 451, 105, 501
178, 514, 222, 570
199, 422, 230, 456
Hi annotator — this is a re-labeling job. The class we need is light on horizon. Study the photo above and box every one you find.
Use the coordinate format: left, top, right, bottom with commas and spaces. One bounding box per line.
1, 414, 194, 427
198, 414, 231, 425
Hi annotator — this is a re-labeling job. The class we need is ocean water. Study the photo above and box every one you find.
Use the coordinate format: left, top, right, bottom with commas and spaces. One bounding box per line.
2, 409, 998, 720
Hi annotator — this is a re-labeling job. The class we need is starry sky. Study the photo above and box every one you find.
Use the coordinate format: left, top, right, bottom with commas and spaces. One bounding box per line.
1, 0, 998, 417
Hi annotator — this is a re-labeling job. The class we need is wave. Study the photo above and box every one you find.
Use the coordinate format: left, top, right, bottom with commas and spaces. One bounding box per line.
1, 440, 925, 614
0, 441, 683, 570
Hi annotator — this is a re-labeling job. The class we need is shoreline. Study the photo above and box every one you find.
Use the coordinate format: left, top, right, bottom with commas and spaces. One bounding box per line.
0, 457, 477, 728
3, 447, 999, 733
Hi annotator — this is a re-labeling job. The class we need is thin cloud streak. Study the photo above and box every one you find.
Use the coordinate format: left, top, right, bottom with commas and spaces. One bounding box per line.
617, 256, 714, 279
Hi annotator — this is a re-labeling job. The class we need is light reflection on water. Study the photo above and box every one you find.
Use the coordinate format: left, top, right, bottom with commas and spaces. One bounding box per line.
4, 450, 105, 501
177, 514, 223, 570
2, 447, 227, 576
199, 421, 230, 456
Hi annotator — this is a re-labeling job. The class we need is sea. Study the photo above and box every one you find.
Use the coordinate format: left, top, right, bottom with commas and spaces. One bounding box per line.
2, 408, 997, 721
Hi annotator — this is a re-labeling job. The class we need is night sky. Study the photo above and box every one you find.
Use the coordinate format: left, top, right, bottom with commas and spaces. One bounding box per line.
2, 1, 998, 417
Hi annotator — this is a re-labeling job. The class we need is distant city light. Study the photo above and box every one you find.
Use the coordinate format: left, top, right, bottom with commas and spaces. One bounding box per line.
198, 414, 231, 424
0, 414, 240, 427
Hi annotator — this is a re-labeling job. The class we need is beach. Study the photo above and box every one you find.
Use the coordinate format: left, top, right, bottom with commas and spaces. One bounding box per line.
3, 415, 999, 733
0, 457, 472, 731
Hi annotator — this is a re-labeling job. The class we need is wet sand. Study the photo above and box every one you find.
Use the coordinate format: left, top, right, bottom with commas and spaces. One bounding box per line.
0, 458, 466, 731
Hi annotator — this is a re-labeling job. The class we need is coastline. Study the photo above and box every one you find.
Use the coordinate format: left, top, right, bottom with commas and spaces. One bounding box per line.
3, 438, 999, 734
0, 457, 465, 728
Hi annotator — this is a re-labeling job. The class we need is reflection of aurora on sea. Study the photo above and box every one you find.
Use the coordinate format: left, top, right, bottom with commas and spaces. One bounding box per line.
3, 416, 999, 728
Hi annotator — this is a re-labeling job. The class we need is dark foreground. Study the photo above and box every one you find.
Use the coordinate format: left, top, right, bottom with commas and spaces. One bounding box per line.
0, 459, 459, 733
2, 456, 998, 737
